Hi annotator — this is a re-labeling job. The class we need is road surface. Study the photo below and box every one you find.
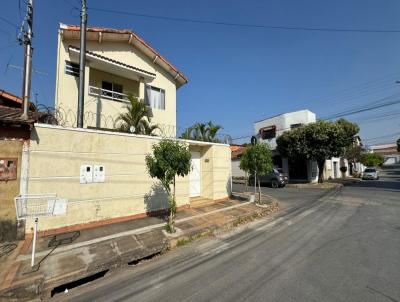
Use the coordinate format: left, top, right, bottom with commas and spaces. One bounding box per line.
58, 166, 400, 302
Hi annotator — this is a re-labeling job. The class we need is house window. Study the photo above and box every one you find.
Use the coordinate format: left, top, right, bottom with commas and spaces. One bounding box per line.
290, 123, 303, 129
145, 85, 165, 110
101, 81, 124, 100
260, 126, 276, 139
65, 61, 80, 77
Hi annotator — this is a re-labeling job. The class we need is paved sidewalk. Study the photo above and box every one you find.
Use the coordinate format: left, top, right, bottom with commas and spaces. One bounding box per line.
0, 196, 278, 301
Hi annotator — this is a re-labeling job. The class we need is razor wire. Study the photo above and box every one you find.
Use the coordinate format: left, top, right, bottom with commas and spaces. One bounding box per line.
36, 105, 233, 143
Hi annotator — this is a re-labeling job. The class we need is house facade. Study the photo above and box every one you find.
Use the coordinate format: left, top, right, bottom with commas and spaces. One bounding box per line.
370, 143, 400, 165
55, 24, 188, 133
14, 25, 231, 235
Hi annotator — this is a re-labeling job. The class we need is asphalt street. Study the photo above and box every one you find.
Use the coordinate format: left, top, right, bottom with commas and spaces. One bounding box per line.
58, 165, 400, 302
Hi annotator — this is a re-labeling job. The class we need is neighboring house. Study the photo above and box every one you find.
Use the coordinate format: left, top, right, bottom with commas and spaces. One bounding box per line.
0, 100, 41, 242
55, 24, 188, 133
15, 25, 231, 236
254, 110, 358, 182
0, 89, 35, 111
370, 143, 400, 165
230, 144, 246, 178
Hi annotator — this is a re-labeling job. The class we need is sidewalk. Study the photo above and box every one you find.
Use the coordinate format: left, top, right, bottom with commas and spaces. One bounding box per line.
0, 196, 278, 301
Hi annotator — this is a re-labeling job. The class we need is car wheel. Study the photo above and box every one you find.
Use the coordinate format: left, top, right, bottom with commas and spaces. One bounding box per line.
271, 180, 279, 188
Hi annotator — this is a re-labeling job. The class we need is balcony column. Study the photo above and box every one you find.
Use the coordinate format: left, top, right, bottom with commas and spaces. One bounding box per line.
138, 77, 145, 101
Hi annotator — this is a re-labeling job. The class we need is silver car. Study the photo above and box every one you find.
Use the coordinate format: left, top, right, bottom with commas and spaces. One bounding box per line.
362, 168, 379, 180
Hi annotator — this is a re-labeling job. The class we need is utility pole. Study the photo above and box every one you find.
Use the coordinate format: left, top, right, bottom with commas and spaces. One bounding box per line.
77, 0, 87, 128
21, 0, 33, 120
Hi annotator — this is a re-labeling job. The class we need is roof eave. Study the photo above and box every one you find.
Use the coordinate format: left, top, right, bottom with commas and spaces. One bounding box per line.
60, 24, 188, 89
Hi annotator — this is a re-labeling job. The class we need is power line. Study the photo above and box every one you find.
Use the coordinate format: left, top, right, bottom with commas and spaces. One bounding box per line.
363, 132, 400, 142
89, 7, 400, 34
0, 16, 19, 28
321, 93, 400, 119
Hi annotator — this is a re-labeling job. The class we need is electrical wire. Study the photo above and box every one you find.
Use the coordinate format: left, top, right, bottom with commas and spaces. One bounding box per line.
89, 7, 400, 34
0, 16, 19, 28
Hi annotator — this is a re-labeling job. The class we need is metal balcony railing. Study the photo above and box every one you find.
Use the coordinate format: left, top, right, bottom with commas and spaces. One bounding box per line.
88, 86, 130, 102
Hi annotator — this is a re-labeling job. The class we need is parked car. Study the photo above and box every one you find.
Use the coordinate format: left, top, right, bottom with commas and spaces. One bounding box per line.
362, 167, 379, 180
248, 168, 288, 188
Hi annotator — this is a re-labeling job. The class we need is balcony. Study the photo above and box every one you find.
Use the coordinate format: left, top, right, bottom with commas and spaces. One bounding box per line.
88, 86, 131, 103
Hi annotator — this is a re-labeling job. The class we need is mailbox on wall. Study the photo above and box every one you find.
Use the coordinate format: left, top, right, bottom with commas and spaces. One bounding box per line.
0, 158, 18, 181
93, 165, 105, 183
80, 165, 93, 184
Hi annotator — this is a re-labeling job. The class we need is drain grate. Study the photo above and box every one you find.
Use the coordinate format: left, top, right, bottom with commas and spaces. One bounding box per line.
0, 242, 17, 258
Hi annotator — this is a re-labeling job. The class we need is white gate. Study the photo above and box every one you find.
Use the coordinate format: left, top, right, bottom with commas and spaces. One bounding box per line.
189, 152, 201, 197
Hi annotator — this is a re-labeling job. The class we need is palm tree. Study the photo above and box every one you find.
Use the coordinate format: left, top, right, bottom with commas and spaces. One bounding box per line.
180, 127, 194, 139
193, 122, 208, 141
115, 95, 158, 135
205, 121, 222, 142
180, 121, 223, 142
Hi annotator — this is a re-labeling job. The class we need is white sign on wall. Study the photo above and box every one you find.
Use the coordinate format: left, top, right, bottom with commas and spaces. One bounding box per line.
47, 198, 68, 216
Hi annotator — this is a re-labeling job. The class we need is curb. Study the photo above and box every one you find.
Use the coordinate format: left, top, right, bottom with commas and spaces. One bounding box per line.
0, 201, 279, 301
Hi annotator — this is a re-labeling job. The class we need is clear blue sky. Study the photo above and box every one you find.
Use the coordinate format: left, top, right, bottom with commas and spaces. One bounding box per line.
1, 0, 400, 146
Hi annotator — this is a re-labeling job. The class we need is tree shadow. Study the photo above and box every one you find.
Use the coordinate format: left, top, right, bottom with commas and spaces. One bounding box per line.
144, 182, 169, 221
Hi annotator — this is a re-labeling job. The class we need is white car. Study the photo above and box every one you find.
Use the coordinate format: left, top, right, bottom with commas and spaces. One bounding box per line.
362, 168, 379, 180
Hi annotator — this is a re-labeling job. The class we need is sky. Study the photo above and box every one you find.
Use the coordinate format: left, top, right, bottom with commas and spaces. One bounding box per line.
1, 0, 400, 146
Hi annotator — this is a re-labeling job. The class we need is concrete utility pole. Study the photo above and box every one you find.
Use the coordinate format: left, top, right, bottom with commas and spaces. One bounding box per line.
21, 0, 34, 120
77, 0, 87, 128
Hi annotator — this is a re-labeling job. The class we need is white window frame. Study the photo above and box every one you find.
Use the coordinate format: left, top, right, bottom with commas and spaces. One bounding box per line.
145, 85, 165, 110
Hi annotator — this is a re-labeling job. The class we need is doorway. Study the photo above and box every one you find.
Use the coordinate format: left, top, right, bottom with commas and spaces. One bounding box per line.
189, 151, 201, 197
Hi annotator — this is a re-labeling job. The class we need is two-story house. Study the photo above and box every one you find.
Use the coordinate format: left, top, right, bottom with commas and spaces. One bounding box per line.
16, 24, 231, 235
55, 24, 188, 134
253, 109, 359, 182
254, 110, 319, 182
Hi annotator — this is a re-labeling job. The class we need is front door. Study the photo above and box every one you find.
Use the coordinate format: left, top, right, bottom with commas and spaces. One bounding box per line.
189, 152, 201, 197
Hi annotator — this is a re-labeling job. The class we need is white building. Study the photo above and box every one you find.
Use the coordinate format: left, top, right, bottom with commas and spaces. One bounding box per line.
254, 110, 350, 182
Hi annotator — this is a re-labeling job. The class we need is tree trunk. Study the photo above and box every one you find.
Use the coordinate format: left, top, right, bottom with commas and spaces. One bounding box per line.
317, 160, 325, 183
258, 178, 261, 204
170, 177, 176, 232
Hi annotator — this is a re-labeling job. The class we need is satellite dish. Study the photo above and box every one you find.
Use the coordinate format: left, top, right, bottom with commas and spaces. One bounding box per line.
129, 126, 135, 133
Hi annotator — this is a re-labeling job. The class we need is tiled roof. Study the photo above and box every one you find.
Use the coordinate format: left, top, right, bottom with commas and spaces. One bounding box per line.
0, 89, 36, 110
230, 144, 246, 159
68, 45, 156, 77
60, 24, 188, 87
0, 89, 23, 105
0, 105, 41, 126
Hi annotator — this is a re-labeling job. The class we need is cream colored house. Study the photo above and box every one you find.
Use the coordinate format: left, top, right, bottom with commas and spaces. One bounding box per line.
55, 24, 188, 133
17, 25, 231, 234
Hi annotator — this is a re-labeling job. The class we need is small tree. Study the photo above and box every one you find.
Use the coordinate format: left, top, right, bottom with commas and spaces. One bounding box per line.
239, 143, 273, 203
145, 139, 191, 233
360, 152, 384, 167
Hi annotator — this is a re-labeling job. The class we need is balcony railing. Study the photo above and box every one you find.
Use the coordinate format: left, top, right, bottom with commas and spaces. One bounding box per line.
88, 86, 131, 102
